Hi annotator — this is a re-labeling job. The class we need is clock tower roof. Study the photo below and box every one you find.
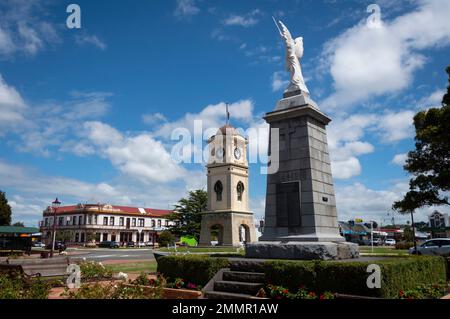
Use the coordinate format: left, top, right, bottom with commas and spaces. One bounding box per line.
217, 124, 237, 135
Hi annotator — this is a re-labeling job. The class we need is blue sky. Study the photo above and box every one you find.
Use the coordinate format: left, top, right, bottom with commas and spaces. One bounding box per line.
0, 0, 449, 226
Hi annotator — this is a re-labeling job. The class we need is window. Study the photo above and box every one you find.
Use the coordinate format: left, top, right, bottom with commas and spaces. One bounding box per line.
237, 181, 245, 201
45, 218, 49, 226
119, 217, 124, 226
88, 215, 92, 225
94, 215, 98, 225
214, 180, 223, 201
72, 216, 77, 225
79, 215, 83, 225
157, 220, 161, 228
165, 220, 169, 226
110, 217, 115, 226
132, 218, 136, 227
103, 217, 108, 226
58, 217, 64, 226
151, 220, 155, 227
138, 219, 144, 227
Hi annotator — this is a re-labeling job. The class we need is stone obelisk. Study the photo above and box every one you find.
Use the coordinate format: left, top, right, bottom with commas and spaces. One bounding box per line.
245, 20, 358, 260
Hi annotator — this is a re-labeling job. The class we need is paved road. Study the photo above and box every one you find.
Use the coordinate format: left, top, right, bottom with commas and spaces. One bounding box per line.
67, 247, 156, 262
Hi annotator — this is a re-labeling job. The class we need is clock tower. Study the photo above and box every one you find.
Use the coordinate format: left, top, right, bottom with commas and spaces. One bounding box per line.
199, 124, 257, 246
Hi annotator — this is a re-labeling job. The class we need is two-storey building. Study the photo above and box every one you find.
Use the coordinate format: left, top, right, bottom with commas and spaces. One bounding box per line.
40, 203, 174, 245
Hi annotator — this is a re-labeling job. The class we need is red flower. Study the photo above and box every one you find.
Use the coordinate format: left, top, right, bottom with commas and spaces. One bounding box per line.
399, 290, 405, 297
320, 294, 325, 300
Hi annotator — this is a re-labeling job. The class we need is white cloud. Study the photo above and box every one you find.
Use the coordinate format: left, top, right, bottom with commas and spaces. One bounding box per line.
271, 71, 289, 92
0, 1, 60, 57
75, 34, 107, 50
12, 91, 112, 156
335, 181, 450, 224
0, 159, 204, 225
418, 89, 445, 108
153, 100, 254, 139
327, 109, 413, 179
142, 112, 167, 125
223, 10, 262, 28
0, 74, 28, 134
320, 0, 450, 110
376, 110, 414, 143
174, 0, 200, 18
391, 153, 407, 166
82, 121, 189, 184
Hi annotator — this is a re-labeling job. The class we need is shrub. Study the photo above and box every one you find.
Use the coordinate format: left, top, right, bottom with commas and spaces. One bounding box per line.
65, 281, 164, 299
263, 256, 447, 298
78, 261, 113, 281
158, 231, 175, 247
395, 241, 414, 250
0, 274, 50, 299
156, 255, 229, 286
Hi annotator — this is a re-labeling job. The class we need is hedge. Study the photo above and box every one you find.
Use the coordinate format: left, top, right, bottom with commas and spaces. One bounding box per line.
264, 256, 447, 298
156, 255, 447, 298
156, 255, 229, 286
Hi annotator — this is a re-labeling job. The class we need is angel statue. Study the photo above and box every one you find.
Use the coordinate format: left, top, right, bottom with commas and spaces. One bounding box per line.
273, 18, 310, 96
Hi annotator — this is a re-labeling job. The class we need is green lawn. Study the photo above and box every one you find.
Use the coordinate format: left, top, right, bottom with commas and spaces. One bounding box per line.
359, 246, 409, 255
106, 261, 157, 273
157, 246, 241, 253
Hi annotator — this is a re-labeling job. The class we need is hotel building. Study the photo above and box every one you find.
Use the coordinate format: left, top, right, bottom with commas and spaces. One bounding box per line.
40, 203, 174, 244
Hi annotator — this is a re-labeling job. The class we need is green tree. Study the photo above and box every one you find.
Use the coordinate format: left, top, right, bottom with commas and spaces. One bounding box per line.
0, 191, 12, 226
56, 230, 75, 242
403, 226, 414, 242
167, 189, 207, 242
12, 222, 25, 227
157, 231, 175, 247
393, 66, 450, 212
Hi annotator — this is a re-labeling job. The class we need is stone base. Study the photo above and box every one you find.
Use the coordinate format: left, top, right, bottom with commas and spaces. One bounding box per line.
245, 241, 359, 260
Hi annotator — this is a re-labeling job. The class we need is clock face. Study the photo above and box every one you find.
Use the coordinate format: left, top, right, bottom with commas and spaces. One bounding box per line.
216, 148, 225, 159
234, 147, 241, 159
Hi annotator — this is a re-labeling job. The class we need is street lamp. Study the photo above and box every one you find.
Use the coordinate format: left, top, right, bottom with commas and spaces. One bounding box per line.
50, 197, 61, 258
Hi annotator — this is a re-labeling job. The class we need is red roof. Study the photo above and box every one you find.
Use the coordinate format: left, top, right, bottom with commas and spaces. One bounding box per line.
45, 204, 172, 217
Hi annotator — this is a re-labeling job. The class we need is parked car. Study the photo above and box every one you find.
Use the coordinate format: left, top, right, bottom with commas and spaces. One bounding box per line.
98, 241, 120, 248
45, 241, 67, 251
385, 239, 396, 246
371, 238, 382, 246
137, 242, 146, 247
126, 241, 135, 247
409, 239, 450, 256
32, 241, 45, 248
144, 241, 154, 247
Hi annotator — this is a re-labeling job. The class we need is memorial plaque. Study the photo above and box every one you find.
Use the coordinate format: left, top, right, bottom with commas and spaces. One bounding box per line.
276, 181, 301, 227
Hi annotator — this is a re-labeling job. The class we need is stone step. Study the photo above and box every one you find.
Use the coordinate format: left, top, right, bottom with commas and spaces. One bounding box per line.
204, 290, 260, 299
229, 259, 266, 273
214, 280, 264, 295
223, 270, 265, 283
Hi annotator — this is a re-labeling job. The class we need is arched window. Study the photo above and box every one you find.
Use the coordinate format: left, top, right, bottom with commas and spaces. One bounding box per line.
214, 180, 223, 201
237, 181, 244, 201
